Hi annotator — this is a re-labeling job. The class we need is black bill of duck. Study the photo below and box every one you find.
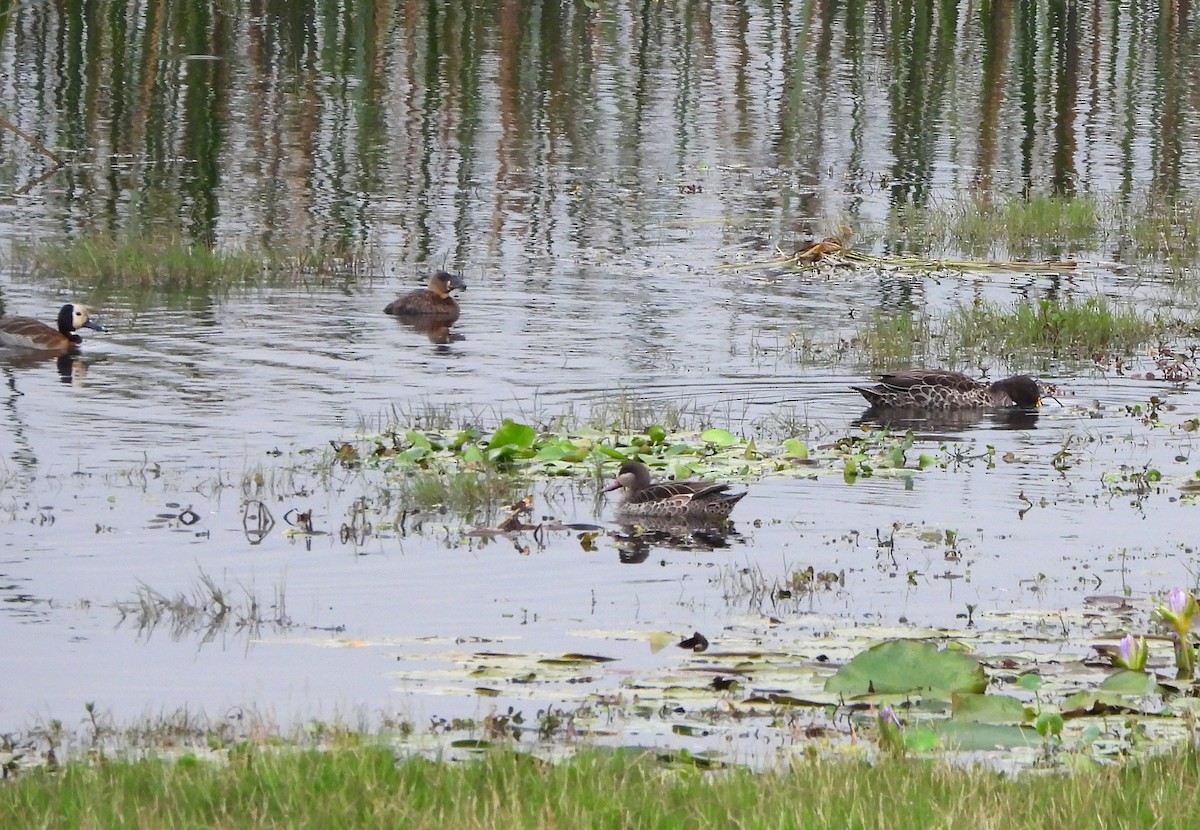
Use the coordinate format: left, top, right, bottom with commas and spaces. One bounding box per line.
0, 303, 107, 352
384, 271, 467, 317
603, 460, 747, 521
851, 370, 1042, 410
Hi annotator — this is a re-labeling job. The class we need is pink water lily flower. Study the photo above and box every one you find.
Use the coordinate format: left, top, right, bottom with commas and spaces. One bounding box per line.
1114, 633, 1148, 672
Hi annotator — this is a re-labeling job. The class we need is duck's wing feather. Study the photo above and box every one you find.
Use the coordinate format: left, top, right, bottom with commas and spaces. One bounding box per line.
877, 370, 980, 392
627, 481, 731, 505
0, 316, 65, 349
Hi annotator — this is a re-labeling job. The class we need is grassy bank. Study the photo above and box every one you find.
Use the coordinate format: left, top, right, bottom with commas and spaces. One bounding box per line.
2, 745, 1197, 829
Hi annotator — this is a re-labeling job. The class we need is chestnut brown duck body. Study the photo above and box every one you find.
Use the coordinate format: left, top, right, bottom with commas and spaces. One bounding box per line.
384, 271, 467, 317
604, 461, 747, 520
0, 303, 106, 352
851, 370, 1042, 410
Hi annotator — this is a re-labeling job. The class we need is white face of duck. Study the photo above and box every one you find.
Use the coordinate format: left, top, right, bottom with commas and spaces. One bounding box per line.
66, 303, 107, 333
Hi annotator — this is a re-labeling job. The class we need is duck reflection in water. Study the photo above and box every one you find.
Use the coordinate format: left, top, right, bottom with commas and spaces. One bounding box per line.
852, 406, 1041, 433
1, 348, 91, 386
610, 518, 745, 564
390, 313, 465, 346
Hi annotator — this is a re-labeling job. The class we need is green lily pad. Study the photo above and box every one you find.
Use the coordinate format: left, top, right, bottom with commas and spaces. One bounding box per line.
951, 693, 1032, 724
488, 419, 536, 449
700, 428, 738, 447
783, 438, 809, 460
1034, 712, 1064, 737
1098, 669, 1160, 695
824, 640, 987, 698
1060, 690, 1151, 716
934, 721, 1041, 750
1017, 673, 1044, 692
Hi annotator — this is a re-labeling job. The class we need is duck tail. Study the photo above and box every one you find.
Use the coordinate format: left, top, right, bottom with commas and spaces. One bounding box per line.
850, 385, 885, 407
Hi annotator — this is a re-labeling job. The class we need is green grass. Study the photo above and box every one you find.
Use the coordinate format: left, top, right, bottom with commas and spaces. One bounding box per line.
1122, 196, 1200, 267
854, 296, 1173, 367
882, 194, 1102, 259
853, 312, 933, 367
872, 192, 1200, 268
942, 296, 1164, 358
3, 745, 1200, 829
396, 469, 527, 516
10, 231, 371, 304
953, 195, 1101, 256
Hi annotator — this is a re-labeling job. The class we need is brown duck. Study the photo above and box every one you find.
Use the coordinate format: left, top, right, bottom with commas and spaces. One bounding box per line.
852, 370, 1042, 410
604, 461, 747, 520
0, 303, 107, 352
384, 271, 467, 317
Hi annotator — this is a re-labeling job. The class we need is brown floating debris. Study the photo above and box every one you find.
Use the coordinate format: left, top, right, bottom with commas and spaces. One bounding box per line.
726, 229, 1080, 272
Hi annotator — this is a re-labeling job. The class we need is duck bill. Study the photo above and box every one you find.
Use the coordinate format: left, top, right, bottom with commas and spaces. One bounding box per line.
83, 319, 107, 332
603, 481, 622, 493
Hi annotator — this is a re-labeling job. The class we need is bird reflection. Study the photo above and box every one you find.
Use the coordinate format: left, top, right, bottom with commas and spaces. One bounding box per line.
1, 348, 90, 385
852, 406, 1039, 433
389, 313, 464, 346
609, 518, 745, 564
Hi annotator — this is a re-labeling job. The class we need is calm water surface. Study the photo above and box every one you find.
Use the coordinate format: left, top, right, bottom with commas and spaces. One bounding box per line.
3, 2, 1200, 748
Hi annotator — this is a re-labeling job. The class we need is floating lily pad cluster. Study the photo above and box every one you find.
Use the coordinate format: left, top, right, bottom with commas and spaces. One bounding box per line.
379, 623, 1197, 766
334, 418, 939, 486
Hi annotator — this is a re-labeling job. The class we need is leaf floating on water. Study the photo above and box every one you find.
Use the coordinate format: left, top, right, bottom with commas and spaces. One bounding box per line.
700, 428, 737, 447
538, 653, 619, 665
1059, 690, 1148, 717
933, 721, 1039, 751
656, 749, 724, 769
783, 438, 809, 460
950, 692, 1032, 725
648, 631, 676, 653
824, 640, 987, 698
1097, 669, 1160, 695
762, 693, 822, 707
450, 739, 491, 750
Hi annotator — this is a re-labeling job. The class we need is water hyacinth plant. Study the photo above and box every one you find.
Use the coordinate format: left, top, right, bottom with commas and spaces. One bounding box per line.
1111, 633, 1149, 673
1154, 588, 1198, 679
877, 706, 904, 757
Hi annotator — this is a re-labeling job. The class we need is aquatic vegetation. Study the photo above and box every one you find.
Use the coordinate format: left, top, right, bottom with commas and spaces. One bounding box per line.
941, 296, 1164, 360
851, 296, 1171, 367
852, 312, 933, 368
1121, 195, 1200, 268
10, 231, 371, 304
947, 194, 1100, 258
392, 469, 528, 518
825, 640, 987, 697
330, 419, 930, 495
1154, 588, 1198, 679
113, 569, 293, 643
1110, 634, 1149, 673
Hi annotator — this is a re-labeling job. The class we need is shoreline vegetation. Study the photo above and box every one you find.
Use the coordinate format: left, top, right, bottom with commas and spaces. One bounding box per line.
3, 743, 1199, 829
